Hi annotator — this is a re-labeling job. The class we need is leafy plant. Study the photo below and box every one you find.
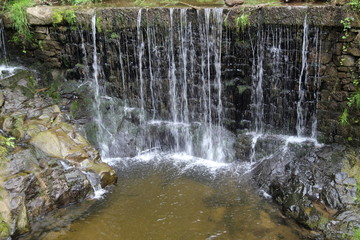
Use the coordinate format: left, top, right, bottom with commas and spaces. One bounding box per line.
340, 79, 360, 126
52, 8, 77, 26
2, 137, 15, 148
0, 136, 15, 159
235, 10, 249, 33
43, 81, 62, 103
110, 32, 120, 39
349, 0, 360, 13
6, 0, 35, 43
70, 100, 80, 118
340, 17, 354, 40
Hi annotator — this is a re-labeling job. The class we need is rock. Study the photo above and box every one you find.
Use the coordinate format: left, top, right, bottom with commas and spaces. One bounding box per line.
80, 160, 117, 188
26, 6, 54, 25
337, 55, 355, 67
7, 149, 39, 175
348, 46, 360, 57
251, 139, 360, 238
0, 67, 117, 239
29, 128, 91, 162
224, 0, 244, 7
0, 92, 4, 108
15, 204, 30, 236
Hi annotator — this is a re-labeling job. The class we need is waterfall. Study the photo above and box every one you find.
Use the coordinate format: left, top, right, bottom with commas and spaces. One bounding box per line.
247, 18, 322, 162
137, 9, 146, 121
0, 19, 7, 63
251, 27, 265, 135
311, 27, 322, 139
91, 14, 105, 154
72, 9, 323, 165
296, 16, 309, 137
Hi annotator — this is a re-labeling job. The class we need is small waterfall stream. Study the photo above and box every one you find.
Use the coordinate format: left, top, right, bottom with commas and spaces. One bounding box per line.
247, 19, 322, 162
296, 15, 310, 137
0, 19, 6, 63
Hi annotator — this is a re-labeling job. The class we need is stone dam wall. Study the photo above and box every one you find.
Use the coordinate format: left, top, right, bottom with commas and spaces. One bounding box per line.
2, 5, 360, 144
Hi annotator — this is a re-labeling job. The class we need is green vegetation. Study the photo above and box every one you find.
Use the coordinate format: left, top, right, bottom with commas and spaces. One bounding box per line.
0, 135, 15, 161
0, 219, 10, 239
339, 9, 359, 128
52, 8, 77, 26
235, 10, 249, 33
340, 17, 354, 40
340, 80, 360, 126
349, 0, 360, 13
352, 228, 360, 240
42, 81, 62, 103
1, 137, 15, 149
110, 32, 120, 39
19, 75, 37, 98
6, 0, 35, 44
70, 100, 80, 118
96, 16, 103, 33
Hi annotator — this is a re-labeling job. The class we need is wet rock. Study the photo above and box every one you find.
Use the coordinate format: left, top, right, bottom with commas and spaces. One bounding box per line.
224, 0, 244, 7
80, 160, 117, 188
0, 70, 117, 239
234, 134, 252, 161
250, 137, 360, 238
0, 91, 4, 109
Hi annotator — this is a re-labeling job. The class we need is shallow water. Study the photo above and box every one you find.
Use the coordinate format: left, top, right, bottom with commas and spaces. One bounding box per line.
40, 156, 309, 240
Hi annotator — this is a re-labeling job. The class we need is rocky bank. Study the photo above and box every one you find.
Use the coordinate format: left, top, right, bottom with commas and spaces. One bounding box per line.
0, 68, 117, 239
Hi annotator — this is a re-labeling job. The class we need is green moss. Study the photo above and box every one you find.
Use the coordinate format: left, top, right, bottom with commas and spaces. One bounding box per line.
235, 9, 250, 33
70, 100, 80, 118
96, 16, 103, 33
110, 32, 119, 39
52, 8, 77, 26
0, 219, 10, 239
237, 85, 250, 95
353, 228, 360, 240
41, 80, 62, 103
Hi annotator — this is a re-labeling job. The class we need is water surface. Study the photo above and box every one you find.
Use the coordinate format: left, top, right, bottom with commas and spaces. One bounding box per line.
41, 156, 309, 240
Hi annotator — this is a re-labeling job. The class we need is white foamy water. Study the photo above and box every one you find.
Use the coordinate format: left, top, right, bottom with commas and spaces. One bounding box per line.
0, 64, 21, 78
103, 150, 255, 178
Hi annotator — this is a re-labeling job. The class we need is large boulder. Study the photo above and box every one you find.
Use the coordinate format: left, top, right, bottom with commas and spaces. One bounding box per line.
26, 6, 54, 25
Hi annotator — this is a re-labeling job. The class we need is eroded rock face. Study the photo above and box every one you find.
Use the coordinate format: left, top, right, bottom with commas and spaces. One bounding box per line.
0, 70, 117, 239
245, 137, 360, 239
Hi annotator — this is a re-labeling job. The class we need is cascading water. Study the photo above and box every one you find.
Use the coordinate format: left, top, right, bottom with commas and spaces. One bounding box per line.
296, 15, 309, 137
74, 9, 323, 167
0, 19, 6, 63
247, 18, 322, 162
82, 8, 233, 163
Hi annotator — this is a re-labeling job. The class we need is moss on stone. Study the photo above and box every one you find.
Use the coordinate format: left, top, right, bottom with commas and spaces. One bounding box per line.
0, 219, 10, 239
